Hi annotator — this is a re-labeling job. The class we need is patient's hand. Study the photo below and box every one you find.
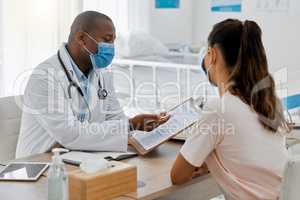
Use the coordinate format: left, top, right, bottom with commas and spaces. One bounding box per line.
193, 163, 209, 178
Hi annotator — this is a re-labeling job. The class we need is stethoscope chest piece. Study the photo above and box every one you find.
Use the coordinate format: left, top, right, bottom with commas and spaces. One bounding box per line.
98, 88, 108, 100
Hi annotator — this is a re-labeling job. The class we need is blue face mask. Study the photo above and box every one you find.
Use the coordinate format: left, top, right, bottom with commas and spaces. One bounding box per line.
199, 47, 217, 87
199, 47, 208, 74
84, 33, 115, 69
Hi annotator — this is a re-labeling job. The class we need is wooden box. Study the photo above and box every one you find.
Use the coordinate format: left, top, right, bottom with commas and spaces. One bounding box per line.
69, 161, 137, 200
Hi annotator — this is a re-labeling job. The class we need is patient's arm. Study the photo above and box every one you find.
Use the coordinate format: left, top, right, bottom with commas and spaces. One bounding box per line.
170, 153, 208, 185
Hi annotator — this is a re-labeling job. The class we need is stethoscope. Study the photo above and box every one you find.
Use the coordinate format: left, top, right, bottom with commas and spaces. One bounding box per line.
57, 50, 108, 121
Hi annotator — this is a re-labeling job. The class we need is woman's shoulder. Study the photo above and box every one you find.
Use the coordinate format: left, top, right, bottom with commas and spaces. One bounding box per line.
201, 92, 252, 122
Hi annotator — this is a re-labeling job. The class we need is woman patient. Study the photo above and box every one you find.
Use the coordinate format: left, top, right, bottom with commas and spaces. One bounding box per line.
171, 19, 290, 200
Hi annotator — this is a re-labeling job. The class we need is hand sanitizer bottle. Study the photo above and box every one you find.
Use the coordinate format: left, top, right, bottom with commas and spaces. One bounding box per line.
48, 148, 69, 200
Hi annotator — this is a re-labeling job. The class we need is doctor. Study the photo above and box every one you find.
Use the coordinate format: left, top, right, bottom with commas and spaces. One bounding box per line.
16, 11, 169, 158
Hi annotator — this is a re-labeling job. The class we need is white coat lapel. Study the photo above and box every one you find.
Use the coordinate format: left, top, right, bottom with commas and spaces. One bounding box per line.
58, 44, 86, 120
58, 44, 82, 87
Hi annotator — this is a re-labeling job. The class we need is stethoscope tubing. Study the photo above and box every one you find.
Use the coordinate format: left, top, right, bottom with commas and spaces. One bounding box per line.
57, 50, 108, 122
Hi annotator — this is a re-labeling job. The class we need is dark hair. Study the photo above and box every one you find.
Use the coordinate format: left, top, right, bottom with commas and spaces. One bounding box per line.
68, 11, 112, 43
208, 19, 290, 133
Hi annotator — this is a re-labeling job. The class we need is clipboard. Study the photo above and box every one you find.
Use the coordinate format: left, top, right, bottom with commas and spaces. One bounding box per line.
129, 97, 201, 155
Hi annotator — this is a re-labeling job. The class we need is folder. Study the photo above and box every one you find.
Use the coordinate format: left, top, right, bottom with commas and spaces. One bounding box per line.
129, 97, 202, 155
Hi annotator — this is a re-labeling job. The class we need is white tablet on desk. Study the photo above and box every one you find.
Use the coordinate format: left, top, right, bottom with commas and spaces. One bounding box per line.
0, 162, 49, 181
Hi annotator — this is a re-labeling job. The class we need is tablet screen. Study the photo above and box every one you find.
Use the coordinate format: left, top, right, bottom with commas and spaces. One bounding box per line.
0, 163, 48, 181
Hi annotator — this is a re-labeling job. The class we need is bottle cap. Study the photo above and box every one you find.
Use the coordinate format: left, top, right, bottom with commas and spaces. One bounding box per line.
51, 148, 69, 164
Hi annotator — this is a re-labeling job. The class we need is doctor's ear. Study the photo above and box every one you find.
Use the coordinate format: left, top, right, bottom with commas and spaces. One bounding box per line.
74, 31, 86, 46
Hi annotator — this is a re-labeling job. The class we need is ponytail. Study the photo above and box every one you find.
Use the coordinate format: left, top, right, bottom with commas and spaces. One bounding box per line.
208, 19, 290, 133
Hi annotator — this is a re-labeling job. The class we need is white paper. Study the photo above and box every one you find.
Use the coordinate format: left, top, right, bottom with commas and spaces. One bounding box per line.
289, 108, 300, 126
132, 99, 201, 150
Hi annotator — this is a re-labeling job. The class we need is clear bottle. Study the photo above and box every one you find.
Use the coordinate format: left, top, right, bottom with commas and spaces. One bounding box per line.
48, 148, 69, 200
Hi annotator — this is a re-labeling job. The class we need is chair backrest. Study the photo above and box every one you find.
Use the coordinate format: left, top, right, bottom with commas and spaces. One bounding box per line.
0, 96, 23, 162
280, 155, 300, 200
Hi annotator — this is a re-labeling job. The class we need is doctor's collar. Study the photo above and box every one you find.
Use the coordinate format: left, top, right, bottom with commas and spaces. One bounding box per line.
64, 44, 93, 78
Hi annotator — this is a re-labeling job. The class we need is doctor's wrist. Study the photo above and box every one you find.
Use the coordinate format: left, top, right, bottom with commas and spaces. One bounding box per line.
128, 119, 135, 131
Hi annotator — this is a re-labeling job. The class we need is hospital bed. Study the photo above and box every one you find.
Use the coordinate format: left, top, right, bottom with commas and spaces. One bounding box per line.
111, 52, 213, 141
111, 52, 211, 113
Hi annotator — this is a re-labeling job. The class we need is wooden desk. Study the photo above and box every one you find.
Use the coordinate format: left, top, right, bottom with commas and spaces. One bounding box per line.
0, 141, 220, 200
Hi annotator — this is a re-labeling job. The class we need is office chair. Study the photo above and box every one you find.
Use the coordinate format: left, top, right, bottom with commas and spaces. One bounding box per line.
280, 154, 300, 200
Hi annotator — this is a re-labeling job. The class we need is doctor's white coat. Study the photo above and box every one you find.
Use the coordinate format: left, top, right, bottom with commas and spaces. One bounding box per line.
16, 44, 129, 158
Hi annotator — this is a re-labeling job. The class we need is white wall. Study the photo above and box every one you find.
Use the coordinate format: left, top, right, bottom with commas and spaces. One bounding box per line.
82, 0, 151, 35
83, 0, 130, 33
147, 0, 194, 44
128, 0, 151, 32
143, 0, 299, 95
193, 0, 300, 69
192, 0, 300, 95
1, 0, 81, 97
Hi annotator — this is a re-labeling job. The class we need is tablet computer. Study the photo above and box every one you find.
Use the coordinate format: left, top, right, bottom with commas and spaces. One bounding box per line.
0, 162, 49, 181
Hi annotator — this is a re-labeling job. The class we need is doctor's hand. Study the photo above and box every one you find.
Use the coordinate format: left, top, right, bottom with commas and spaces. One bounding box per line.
129, 113, 170, 132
